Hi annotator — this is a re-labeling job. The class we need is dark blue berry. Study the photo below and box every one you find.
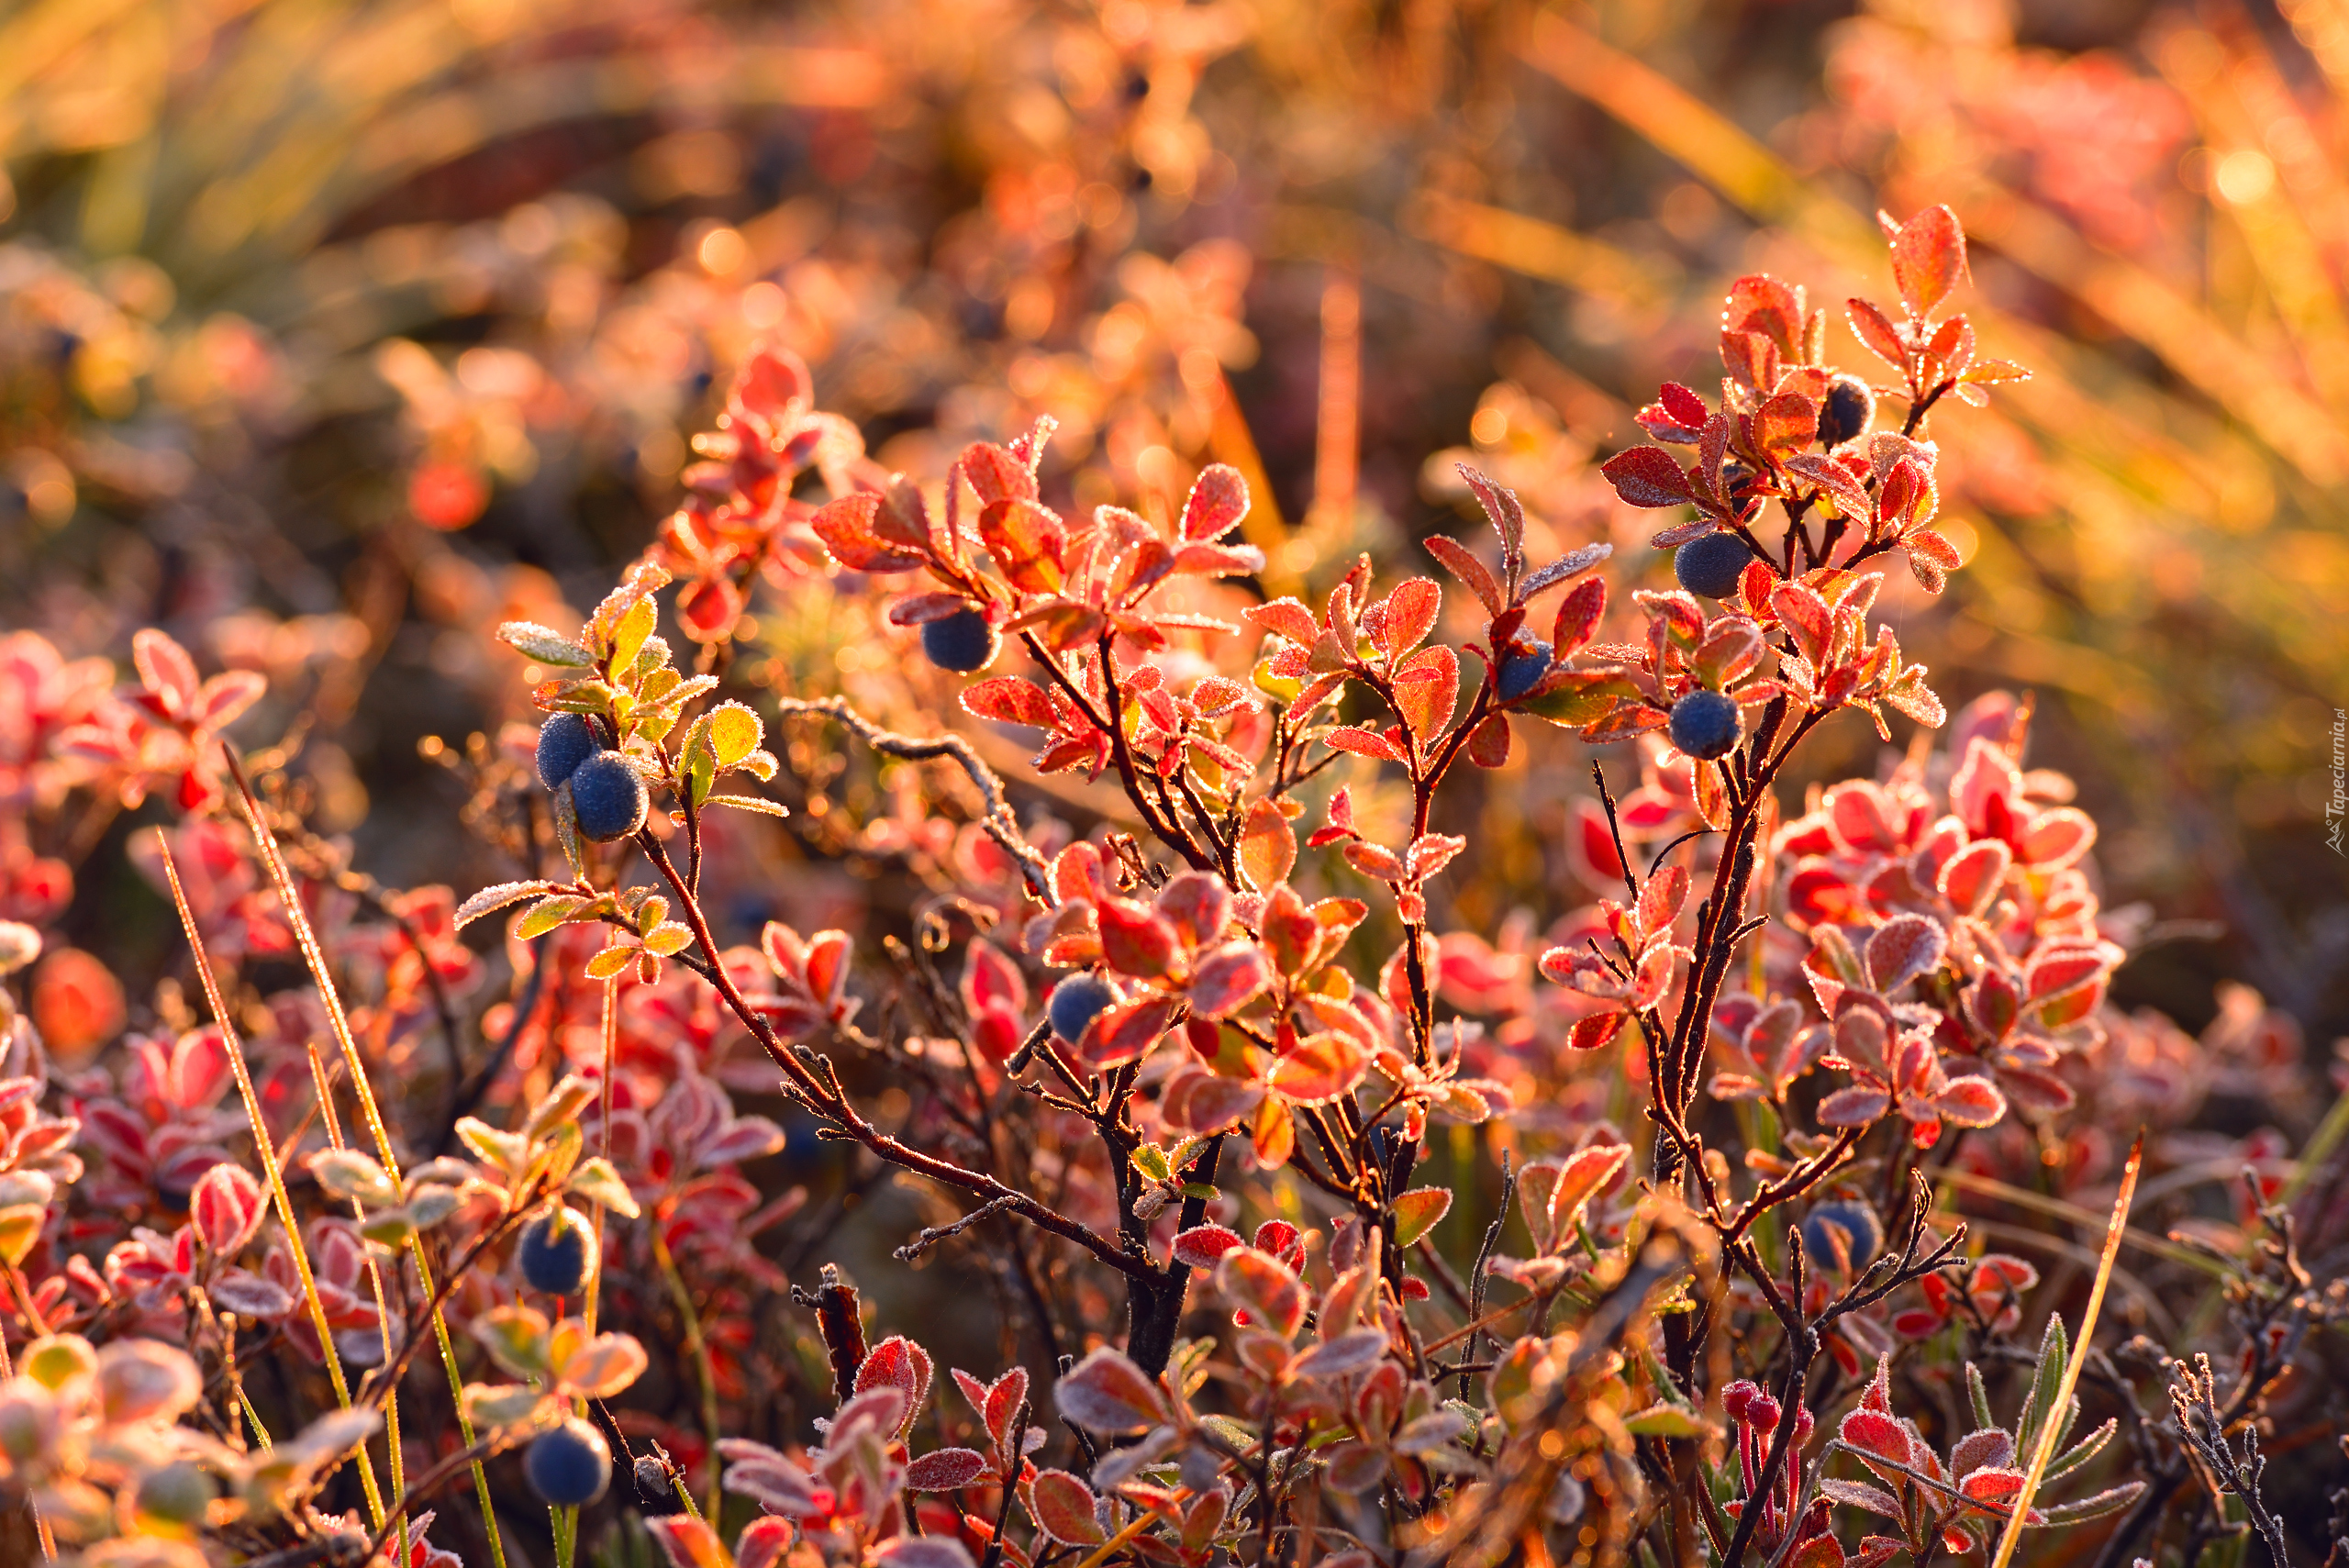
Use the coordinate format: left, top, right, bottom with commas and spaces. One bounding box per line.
1817, 374, 1876, 449
518, 1206, 597, 1296
568, 751, 648, 841
525, 1418, 611, 1507
1497, 640, 1553, 703
921, 606, 998, 673
1800, 1199, 1884, 1271
1675, 533, 1753, 600
1720, 460, 1760, 510
1669, 690, 1742, 760
536, 713, 599, 790
1048, 973, 1119, 1044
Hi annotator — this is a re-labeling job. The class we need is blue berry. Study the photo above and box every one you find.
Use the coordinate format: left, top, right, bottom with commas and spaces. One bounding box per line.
525, 1418, 611, 1507
1496, 639, 1553, 703
1817, 374, 1876, 449
518, 1205, 597, 1296
921, 606, 999, 673
1800, 1199, 1884, 1272
568, 751, 648, 842
1669, 690, 1742, 760
536, 713, 599, 790
1048, 973, 1119, 1044
1675, 533, 1753, 600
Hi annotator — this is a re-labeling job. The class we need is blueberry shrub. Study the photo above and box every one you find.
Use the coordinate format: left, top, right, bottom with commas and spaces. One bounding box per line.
1, 68, 2346, 1568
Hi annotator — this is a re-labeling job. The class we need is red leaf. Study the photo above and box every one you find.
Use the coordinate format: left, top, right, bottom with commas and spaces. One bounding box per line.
1552, 577, 1607, 658
1565, 1011, 1626, 1051
1769, 582, 1831, 666
1783, 453, 1873, 522
1422, 535, 1503, 616
1244, 598, 1321, 646
1639, 865, 1689, 935
1599, 446, 1696, 509
1216, 1247, 1307, 1337
855, 1336, 934, 1433
192, 1162, 265, 1254
961, 678, 1057, 728
1172, 1224, 1244, 1269
1180, 463, 1250, 541
1239, 799, 1297, 892
1053, 1348, 1167, 1434
1098, 899, 1179, 979
1889, 206, 1969, 317
979, 498, 1067, 593
1379, 579, 1442, 658
1466, 713, 1511, 768
1838, 1407, 1915, 1467
1188, 944, 1269, 1018
1753, 392, 1819, 462
1935, 1075, 2008, 1129
905, 1448, 990, 1491
1846, 298, 1908, 368
1864, 914, 1946, 994
810, 493, 928, 573
959, 442, 1037, 505
133, 628, 201, 718
1267, 1031, 1368, 1106
1082, 995, 1180, 1068
1030, 1469, 1108, 1544
1323, 726, 1406, 762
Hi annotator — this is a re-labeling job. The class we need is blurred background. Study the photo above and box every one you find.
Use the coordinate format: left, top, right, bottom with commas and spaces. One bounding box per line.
4, 0, 2346, 1054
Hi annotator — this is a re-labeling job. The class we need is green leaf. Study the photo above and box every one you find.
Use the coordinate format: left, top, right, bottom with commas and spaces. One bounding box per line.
359, 1207, 418, 1250
539, 680, 617, 716
1960, 1362, 1992, 1432
497, 622, 596, 666
472, 1305, 553, 1379
308, 1150, 398, 1207
1391, 1187, 1453, 1248
462, 1383, 552, 1432
641, 923, 694, 956
1130, 1145, 1174, 1184
1624, 1403, 1714, 1439
608, 595, 657, 678
516, 895, 592, 940
456, 1118, 529, 1181
707, 701, 763, 768
704, 792, 789, 817
455, 880, 561, 930
2017, 1313, 2067, 1456
584, 943, 636, 980
628, 633, 672, 684
0, 1206, 45, 1266
1520, 670, 1640, 728
566, 1157, 642, 1219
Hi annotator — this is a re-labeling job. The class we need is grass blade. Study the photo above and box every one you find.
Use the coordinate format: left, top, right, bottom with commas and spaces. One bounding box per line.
1988, 1130, 2143, 1568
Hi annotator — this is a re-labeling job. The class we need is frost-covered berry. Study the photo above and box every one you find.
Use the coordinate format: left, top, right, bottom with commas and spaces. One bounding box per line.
568, 751, 648, 841
526, 1418, 612, 1507
1675, 533, 1753, 600
1496, 639, 1553, 702
1800, 1199, 1884, 1271
921, 606, 999, 673
1048, 973, 1119, 1044
536, 712, 599, 790
518, 1205, 597, 1296
1668, 690, 1742, 760
1817, 374, 1876, 449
